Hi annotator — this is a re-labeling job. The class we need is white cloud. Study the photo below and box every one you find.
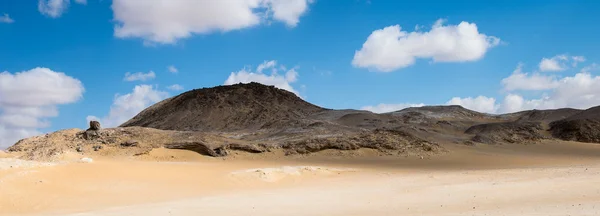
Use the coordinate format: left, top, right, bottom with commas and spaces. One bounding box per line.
361, 57, 600, 115
538, 54, 585, 72
352, 19, 500, 72
264, 0, 312, 27
361, 103, 425, 113
87, 85, 169, 128
539, 55, 568, 72
38, 0, 69, 18
167, 65, 178, 73
498, 94, 551, 113
167, 84, 184, 91
0, 14, 14, 23
112, 0, 313, 44
541, 71, 600, 109
0, 67, 84, 148
224, 60, 300, 96
257, 60, 277, 73
446, 96, 498, 114
124, 71, 156, 82
453, 63, 600, 114
501, 64, 559, 91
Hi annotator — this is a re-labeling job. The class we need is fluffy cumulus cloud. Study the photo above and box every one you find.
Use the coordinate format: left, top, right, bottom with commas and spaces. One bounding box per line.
501, 64, 559, 91
124, 71, 156, 82
352, 19, 500, 72
167, 84, 184, 91
224, 60, 300, 95
0, 67, 84, 148
265, 0, 312, 27
360, 53, 599, 115
112, 0, 313, 44
0, 14, 14, 23
539, 54, 586, 72
447, 59, 600, 113
539, 55, 568, 72
360, 103, 425, 113
87, 85, 168, 128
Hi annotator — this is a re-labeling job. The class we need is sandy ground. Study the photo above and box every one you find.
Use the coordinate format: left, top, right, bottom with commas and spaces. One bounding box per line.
2, 141, 600, 216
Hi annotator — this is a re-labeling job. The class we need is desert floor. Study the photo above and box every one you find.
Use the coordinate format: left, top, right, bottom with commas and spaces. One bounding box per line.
2, 141, 600, 216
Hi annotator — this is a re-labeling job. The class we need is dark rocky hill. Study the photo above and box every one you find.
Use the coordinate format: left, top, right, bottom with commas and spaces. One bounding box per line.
549, 106, 600, 143
120, 82, 326, 131
391, 105, 500, 122
510, 108, 582, 123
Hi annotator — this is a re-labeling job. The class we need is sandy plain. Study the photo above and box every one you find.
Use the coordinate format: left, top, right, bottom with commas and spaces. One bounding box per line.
2, 141, 600, 216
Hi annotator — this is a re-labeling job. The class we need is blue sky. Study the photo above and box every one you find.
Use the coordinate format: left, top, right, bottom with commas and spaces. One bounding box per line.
0, 0, 599, 147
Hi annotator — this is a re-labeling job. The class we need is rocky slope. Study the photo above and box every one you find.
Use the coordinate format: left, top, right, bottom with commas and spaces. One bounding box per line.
8, 82, 600, 160
510, 108, 582, 123
120, 82, 325, 131
549, 106, 600, 143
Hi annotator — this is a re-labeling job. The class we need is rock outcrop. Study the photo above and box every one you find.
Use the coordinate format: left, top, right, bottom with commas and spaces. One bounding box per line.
549, 106, 600, 143
465, 122, 546, 144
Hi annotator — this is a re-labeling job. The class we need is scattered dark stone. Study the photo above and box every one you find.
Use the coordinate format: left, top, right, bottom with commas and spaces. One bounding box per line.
103, 137, 117, 144
93, 145, 103, 151
121, 140, 139, 147
463, 140, 476, 146
436, 120, 452, 125
214, 146, 228, 157
76, 146, 83, 152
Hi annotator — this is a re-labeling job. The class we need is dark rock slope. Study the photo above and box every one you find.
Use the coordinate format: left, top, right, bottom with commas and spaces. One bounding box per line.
549, 106, 600, 143
121, 82, 325, 131
121, 82, 600, 147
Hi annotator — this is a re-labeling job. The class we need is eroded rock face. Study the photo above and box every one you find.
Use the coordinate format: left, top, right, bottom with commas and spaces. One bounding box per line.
120, 140, 139, 147
550, 119, 600, 143
281, 129, 443, 155
465, 122, 546, 144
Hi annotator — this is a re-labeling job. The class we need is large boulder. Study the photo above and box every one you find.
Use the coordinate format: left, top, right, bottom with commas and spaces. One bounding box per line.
89, 120, 101, 130
82, 121, 102, 140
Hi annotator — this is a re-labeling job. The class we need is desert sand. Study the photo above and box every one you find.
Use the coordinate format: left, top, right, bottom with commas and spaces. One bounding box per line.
2, 141, 600, 216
